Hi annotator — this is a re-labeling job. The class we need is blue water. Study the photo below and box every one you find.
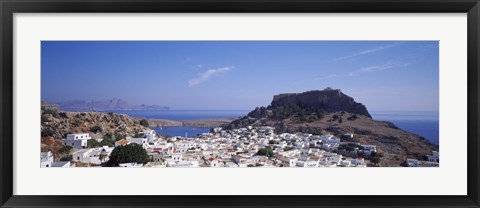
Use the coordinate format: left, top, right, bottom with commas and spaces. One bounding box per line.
104, 110, 248, 121
106, 109, 439, 145
153, 126, 211, 137
371, 111, 439, 145
106, 110, 247, 137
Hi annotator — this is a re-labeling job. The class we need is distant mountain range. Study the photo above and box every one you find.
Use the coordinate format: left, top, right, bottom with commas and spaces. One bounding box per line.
48, 98, 170, 112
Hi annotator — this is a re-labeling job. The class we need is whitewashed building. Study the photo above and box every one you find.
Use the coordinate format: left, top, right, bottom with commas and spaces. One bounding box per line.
406, 158, 422, 167
64, 133, 91, 149
427, 151, 439, 162
143, 130, 157, 143
52, 161, 71, 168
40, 151, 53, 168
126, 137, 148, 147
361, 145, 377, 155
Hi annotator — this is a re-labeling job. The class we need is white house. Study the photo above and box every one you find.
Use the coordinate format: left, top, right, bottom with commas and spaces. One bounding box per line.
339, 160, 352, 167
225, 162, 239, 167
72, 148, 110, 165
319, 134, 341, 144
168, 161, 199, 167
118, 162, 143, 167
171, 152, 182, 162
126, 137, 148, 147
322, 143, 339, 151
72, 149, 91, 163
51, 161, 71, 168
344, 158, 366, 167
208, 158, 222, 167
406, 158, 422, 167
143, 130, 157, 143
174, 141, 195, 153
64, 133, 91, 149
422, 161, 439, 167
361, 145, 377, 155
427, 151, 439, 162
343, 133, 354, 139
40, 151, 53, 168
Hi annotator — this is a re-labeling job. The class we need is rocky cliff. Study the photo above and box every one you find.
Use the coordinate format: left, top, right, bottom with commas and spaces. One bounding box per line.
270, 88, 371, 118
41, 108, 150, 141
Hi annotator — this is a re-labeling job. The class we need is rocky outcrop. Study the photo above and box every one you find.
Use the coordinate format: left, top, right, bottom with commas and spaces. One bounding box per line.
270, 88, 371, 118
41, 109, 149, 140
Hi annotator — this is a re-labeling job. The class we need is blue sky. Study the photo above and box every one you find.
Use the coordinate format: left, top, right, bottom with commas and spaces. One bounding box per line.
41, 41, 439, 111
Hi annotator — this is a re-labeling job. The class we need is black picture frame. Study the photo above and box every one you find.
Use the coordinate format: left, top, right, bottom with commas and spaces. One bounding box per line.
1, 0, 479, 207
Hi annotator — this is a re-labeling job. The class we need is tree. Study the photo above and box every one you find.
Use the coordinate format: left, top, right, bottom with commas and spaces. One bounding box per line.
100, 138, 115, 147
370, 152, 383, 166
371, 157, 381, 166
41, 127, 56, 137
345, 145, 355, 152
59, 145, 73, 154
103, 133, 113, 140
60, 155, 73, 161
347, 114, 358, 121
283, 146, 295, 151
256, 147, 274, 157
422, 155, 429, 161
357, 151, 365, 158
90, 125, 103, 133
114, 132, 125, 141
107, 143, 149, 166
139, 119, 149, 127
87, 139, 101, 148
132, 132, 144, 138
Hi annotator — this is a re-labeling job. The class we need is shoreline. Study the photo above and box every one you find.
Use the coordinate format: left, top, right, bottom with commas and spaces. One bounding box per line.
138, 117, 237, 128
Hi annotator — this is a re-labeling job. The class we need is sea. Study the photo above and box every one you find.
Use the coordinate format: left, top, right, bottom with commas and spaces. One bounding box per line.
106, 110, 439, 145
370, 111, 439, 145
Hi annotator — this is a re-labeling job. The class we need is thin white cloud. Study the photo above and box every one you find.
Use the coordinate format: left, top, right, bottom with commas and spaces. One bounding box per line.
197, 64, 203, 68
348, 63, 394, 76
335, 43, 399, 61
314, 61, 409, 82
188, 67, 234, 87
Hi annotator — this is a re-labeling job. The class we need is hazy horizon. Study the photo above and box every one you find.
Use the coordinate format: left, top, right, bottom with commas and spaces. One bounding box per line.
41, 41, 439, 111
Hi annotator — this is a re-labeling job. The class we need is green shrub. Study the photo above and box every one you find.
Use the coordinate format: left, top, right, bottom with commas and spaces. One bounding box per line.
139, 119, 149, 127
41, 127, 56, 137
90, 125, 103, 133
107, 143, 149, 166
60, 155, 73, 161
87, 139, 101, 148
256, 147, 274, 157
59, 145, 73, 154
42, 109, 58, 117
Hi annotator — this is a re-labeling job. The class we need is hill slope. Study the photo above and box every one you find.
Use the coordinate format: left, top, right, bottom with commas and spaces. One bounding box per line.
224, 88, 438, 166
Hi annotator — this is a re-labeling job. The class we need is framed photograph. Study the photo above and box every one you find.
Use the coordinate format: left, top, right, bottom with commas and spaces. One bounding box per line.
1, 0, 479, 207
